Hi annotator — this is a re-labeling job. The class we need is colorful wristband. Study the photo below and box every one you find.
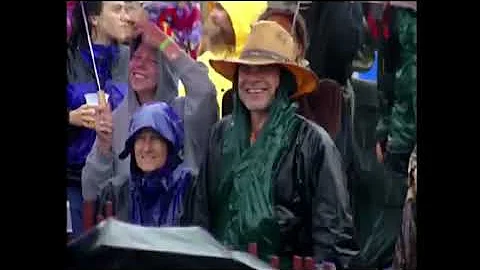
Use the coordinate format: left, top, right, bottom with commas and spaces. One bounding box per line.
159, 38, 173, 51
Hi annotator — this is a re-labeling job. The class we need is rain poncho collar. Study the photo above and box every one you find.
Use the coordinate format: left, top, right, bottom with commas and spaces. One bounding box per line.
119, 102, 191, 227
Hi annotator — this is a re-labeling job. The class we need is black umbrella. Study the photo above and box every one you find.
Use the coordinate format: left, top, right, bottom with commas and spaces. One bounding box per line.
67, 218, 274, 270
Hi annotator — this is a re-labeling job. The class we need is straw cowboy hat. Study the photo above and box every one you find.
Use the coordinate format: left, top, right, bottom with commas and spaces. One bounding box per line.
209, 20, 320, 98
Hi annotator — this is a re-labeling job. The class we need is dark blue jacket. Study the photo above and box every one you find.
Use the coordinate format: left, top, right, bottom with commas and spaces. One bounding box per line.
67, 44, 129, 183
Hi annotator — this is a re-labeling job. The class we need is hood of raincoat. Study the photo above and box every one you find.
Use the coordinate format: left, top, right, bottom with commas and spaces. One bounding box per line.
119, 102, 184, 162
119, 102, 191, 227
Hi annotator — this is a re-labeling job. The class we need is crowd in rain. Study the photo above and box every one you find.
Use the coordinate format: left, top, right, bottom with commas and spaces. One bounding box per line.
67, 1, 417, 269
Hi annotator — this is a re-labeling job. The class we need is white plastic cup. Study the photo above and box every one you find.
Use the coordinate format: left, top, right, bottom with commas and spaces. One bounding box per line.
84, 93, 110, 106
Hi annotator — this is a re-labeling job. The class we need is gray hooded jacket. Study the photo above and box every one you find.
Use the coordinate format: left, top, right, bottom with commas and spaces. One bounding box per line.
81, 49, 218, 201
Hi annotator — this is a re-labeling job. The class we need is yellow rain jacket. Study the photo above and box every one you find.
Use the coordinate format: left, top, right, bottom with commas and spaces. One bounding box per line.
179, 1, 267, 116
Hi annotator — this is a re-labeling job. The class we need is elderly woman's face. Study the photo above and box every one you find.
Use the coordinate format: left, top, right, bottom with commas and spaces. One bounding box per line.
134, 129, 168, 172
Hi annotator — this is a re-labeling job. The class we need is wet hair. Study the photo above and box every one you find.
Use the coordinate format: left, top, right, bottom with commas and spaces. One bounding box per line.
258, 8, 309, 57
68, 1, 104, 50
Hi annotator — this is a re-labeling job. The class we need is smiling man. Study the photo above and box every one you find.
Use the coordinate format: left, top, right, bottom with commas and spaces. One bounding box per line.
190, 21, 359, 269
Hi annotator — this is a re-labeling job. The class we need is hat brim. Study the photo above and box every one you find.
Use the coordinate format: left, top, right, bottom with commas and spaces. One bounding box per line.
210, 57, 320, 98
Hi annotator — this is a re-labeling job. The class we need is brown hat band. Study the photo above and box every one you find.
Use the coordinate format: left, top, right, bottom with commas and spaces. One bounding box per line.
240, 49, 290, 63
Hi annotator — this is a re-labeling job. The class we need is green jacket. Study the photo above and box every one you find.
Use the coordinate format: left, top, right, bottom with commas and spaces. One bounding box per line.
376, 8, 416, 154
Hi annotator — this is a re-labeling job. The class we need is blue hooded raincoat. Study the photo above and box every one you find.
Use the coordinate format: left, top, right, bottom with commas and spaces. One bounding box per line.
118, 102, 192, 226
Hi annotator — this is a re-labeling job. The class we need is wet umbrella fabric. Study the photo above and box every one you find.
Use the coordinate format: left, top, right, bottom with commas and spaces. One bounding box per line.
67, 218, 274, 270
